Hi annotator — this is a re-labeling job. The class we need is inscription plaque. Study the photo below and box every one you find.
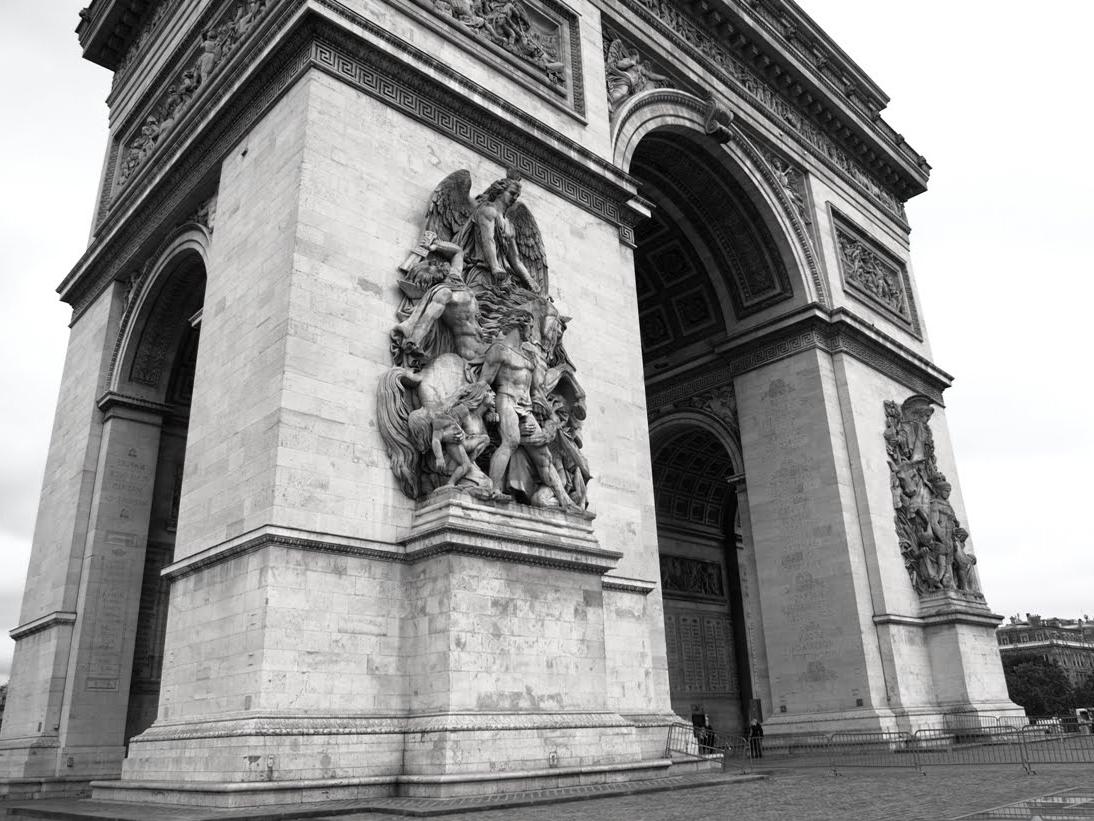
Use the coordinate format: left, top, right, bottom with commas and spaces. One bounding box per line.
663, 610, 737, 695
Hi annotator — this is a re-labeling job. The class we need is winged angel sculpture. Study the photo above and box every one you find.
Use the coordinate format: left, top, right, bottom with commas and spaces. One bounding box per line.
377, 169, 591, 513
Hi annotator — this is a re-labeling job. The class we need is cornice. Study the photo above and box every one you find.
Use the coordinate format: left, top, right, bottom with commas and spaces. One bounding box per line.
726, 0, 929, 176
601, 575, 657, 594
608, 0, 928, 202
162, 525, 403, 580
874, 611, 1004, 630
163, 499, 620, 580
9, 611, 77, 641
60, 3, 639, 318
108, 0, 183, 96
77, 0, 160, 70
999, 640, 1094, 652
96, 390, 173, 417
644, 304, 953, 408
739, 0, 888, 112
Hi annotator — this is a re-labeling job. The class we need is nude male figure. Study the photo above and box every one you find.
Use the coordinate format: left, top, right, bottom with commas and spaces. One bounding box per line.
479, 311, 576, 510
392, 240, 486, 363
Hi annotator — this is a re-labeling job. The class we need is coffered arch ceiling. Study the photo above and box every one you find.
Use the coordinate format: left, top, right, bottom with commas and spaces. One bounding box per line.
631, 132, 792, 358
652, 426, 736, 529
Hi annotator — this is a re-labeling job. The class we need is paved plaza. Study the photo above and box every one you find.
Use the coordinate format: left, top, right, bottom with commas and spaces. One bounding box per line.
5, 766, 1094, 821
333, 768, 1094, 821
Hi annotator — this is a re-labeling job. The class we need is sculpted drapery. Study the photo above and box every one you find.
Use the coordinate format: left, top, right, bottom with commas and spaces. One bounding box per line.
378, 170, 590, 513
885, 396, 980, 597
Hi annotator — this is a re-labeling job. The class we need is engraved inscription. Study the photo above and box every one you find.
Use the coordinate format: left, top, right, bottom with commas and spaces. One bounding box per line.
663, 610, 737, 695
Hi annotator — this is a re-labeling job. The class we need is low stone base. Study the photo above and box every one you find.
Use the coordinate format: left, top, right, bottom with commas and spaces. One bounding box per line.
760, 701, 1025, 737
91, 775, 396, 808
395, 758, 675, 798
92, 758, 683, 806
0, 776, 94, 802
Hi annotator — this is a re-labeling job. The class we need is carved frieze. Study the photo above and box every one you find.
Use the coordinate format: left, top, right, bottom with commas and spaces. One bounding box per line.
113, 0, 271, 194
376, 169, 591, 513
614, 0, 908, 222
660, 555, 725, 598
70, 18, 633, 320
112, 0, 181, 90
884, 396, 981, 599
832, 212, 919, 335
603, 32, 672, 114
650, 383, 737, 428
686, 384, 737, 428
420, 0, 571, 92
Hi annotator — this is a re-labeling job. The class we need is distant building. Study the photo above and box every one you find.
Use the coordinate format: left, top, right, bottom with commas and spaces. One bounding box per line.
997, 614, 1094, 685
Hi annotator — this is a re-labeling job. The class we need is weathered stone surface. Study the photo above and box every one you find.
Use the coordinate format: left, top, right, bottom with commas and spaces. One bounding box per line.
3, 0, 1020, 807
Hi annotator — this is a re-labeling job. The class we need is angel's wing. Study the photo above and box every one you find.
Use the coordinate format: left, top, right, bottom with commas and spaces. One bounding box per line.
507, 200, 549, 295
425, 169, 473, 242
606, 38, 627, 67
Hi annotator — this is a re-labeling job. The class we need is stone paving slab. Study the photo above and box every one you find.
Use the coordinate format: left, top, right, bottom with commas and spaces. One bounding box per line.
0, 771, 762, 820
954, 787, 1094, 819
318, 766, 1094, 821
6, 766, 1094, 821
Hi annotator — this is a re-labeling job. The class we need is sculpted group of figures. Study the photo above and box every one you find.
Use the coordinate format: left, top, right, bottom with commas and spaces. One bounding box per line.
838, 234, 907, 318
885, 396, 981, 597
117, 0, 269, 187
430, 0, 565, 86
377, 169, 590, 513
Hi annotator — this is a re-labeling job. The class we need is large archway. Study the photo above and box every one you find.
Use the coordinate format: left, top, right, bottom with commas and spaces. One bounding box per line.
627, 117, 800, 736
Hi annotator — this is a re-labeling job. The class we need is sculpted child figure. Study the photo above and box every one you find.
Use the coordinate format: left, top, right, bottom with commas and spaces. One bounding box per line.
408, 381, 497, 492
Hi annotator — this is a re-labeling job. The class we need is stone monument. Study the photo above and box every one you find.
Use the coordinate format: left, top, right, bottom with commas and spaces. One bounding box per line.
0, 0, 1019, 807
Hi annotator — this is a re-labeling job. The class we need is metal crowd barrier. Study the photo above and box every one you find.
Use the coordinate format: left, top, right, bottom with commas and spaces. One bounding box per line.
664, 716, 1094, 776
664, 724, 753, 772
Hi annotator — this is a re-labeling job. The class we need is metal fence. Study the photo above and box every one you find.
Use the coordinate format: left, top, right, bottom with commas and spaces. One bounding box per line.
665, 716, 1094, 776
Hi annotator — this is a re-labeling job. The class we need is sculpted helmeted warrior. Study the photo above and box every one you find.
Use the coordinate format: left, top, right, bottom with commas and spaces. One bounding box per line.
884, 396, 980, 597
378, 168, 590, 511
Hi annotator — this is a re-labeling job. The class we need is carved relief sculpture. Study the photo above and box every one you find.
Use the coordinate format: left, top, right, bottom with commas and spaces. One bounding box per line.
604, 36, 671, 112
884, 396, 981, 598
762, 149, 810, 230
837, 231, 907, 317
114, 0, 270, 192
430, 0, 566, 86
378, 169, 590, 512
660, 555, 725, 598
112, 0, 180, 87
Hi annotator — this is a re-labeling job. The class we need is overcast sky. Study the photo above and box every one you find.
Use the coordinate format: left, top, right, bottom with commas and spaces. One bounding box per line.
0, 1, 1091, 683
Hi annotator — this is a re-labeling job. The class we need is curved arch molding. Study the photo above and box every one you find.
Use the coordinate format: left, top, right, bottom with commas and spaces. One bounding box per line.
109, 224, 211, 398
613, 89, 829, 308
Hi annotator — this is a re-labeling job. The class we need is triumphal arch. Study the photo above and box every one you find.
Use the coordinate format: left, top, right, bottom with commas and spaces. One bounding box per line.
1, 0, 1018, 806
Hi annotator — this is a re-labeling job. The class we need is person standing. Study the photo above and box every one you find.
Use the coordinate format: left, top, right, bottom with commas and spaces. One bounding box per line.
748, 719, 764, 758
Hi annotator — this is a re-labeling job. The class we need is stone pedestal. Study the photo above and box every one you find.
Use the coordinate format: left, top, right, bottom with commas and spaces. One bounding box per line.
90, 491, 677, 807
918, 592, 1023, 720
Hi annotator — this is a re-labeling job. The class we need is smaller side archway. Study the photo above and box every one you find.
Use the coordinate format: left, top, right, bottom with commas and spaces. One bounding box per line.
110, 226, 210, 403
82, 225, 210, 749
648, 416, 755, 737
